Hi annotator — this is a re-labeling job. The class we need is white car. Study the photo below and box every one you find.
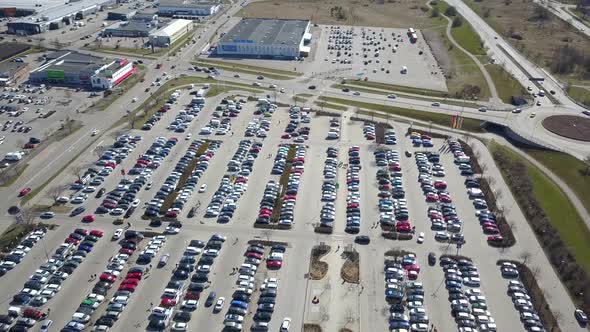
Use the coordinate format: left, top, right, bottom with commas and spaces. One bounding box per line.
199, 184, 207, 193
214, 297, 225, 312
417, 232, 424, 244
91, 129, 99, 136
165, 227, 180, 234
112, 229, 123, 240
280, 317, 292, 331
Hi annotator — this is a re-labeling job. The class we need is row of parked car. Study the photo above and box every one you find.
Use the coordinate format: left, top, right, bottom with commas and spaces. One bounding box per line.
363, 123, 375, 140
440, 256, 497, 332
383, 128, 397, 145
255, 180, 279, 225
245, 117, 271, 139
384, 253, 430, 331
499, 262, 546, 332
128, 136, 177, 177
0, 227, 47, 277
97, 175, 144, 217
167, 107, 200, 133
409, 132, 434, 148
326, 118, 340, 140
375, 149, 411, 233
271, 145, 290, 175
281, 107, 310, 143
345, 146, 361, 233
141, 103, 170, 131
277, 145, 306, 227
206, 140, 261, 223
147, 236, 219, 331
318, 147, 339, 230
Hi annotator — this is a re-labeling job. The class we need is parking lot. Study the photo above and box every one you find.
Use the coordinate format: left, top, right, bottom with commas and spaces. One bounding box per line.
0, 82, 546, 332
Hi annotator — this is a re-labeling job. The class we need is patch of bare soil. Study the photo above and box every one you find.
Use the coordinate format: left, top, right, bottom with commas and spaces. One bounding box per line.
310, 244, 331, 280
341, 251, 360, 283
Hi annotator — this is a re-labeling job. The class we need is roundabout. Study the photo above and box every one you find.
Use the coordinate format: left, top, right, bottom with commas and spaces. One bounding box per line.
542, 115, 590, 142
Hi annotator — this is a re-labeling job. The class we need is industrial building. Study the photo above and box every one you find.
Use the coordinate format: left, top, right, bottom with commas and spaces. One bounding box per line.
5, 0, 116, 35
0, 62, 30, 86
158, 0, 221, 17
217, 19, 311, 59
107, 8, 137, 21
149, 19, 193, 47
29, 51, 134, 90
131, 10, 159, 22
103, 21, 158, 37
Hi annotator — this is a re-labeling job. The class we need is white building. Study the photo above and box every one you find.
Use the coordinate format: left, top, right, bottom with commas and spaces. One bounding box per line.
217, 19, 311, 59
158, 0, 221, 17
149, 19, 193, 47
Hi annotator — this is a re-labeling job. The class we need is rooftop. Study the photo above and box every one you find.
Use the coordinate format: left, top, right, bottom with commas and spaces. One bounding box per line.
159, 0, 220, 8
7, 0, 114, 24
151, 19, 192, 37
106, 21, 158, 32
32, 51, 105, 74
219, 19, 309, 46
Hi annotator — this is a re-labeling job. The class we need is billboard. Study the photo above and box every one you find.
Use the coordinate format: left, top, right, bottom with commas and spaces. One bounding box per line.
46, 70, 64, 80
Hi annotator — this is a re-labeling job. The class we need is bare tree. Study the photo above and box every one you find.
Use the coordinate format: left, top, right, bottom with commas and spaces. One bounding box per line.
128, 112, 138, 129
93, 145, 106, 159
46, 184, 67, 204
552, 311, 563, 332
63, 116, 75, 134
18, 207, 37, 225
70, 164, 86, 182
519, 251, 532, 265
261, 229, 273, 243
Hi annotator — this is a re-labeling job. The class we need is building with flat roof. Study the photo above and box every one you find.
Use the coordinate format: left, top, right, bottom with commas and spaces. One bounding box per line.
103, 21, 158, 37
216, 19, 311, 59
107, 8, 137, 21
6, 0, 116, 35
158, 0, 221, 17
29, 51, 134, 90
0, 62, 29, 86
149, 19, 193, 47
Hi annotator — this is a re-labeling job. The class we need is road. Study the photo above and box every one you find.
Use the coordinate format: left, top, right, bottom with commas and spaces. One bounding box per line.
535, 0, 590, 38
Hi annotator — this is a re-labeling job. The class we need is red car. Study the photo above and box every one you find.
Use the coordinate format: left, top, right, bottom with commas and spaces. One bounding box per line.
165, 210, 178, 218
119, 248, 134, 255
118, 283, 136, 292
90, 230, 104, 237
246, 252, 262, 259
126, 272, 143, 279
434, 181, 447, 189
425, 193, 439, 202
121, 278, 139, 286
65, 238, 80, 245
185, 291, 200, 300
23, 308, 43, 319
82, 215, 95, 222
19, 188, 31, 197
407, 270, 419, 280
440, 195, 452, 203
396, 224, 411, 233
267, 259, 282, 269
100, 273, 116, 283
407, 264, 421, 273
160, 298, 176, 307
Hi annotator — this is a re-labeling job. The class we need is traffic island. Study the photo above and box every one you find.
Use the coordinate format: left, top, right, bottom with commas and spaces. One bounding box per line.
542, 115, 590, 142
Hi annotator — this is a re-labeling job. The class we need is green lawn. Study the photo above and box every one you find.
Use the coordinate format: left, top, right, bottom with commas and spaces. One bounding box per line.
205, 84, 262, 97
193, 59, 301, 77
566, 86, 590, 107
491, 143, 590, 274
333, 84, 482, 108
314, 101, 348, 111
450, 18, 486, 56
318, 96, 485, 132
524, 149, 590, 215
193, 61, 294, 80
345, 80, 449, 98
487, 64, 528, 104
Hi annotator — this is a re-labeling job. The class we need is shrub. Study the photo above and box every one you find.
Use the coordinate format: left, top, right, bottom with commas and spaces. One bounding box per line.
452, 17, 463, 27
445, 5, 458, 16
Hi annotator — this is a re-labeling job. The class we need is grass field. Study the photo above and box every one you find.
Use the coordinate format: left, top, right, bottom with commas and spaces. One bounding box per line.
193, 61, 293, 80
524, 149, 590, 214
490, 142, 590, 275
237, 0, 444, 29
463, 0, 590, 85
314, 101, 348, 111
566, 85, 590, 107
344, 80, 448, 97
487, 64, 528, 104
433, 0, 486, 56
194, 59, 301, 77
318, 96, 485, 132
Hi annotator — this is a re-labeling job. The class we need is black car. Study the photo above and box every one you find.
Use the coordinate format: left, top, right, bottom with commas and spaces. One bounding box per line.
96, 317, 115, 327
254, 311, 272, 322
428, 252, 436, 266
173, 311, 191, 322
205, 292, 216, 307
70, 207, 85, 217
149, 219, 162, 227
173, 270, 189, 280
308, 85, 316, 90
354, 235, 370, 244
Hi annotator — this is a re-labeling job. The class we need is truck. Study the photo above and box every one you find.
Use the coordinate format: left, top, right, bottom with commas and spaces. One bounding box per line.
196, 89, 205, 97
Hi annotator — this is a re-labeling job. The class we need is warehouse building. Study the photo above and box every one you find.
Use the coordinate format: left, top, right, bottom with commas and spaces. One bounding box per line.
149, 19, 193, 47
102, 21, 158, 37
158, 0, 221, 17
107, 8, 137, 21
29, 51, 134, 90
6, 0, 115, 35
217, 19, 311, 59
0, 62, 30, 86
131, 10, 159, 22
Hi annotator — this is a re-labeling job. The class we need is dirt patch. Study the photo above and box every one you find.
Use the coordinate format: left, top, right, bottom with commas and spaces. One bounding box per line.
304, 324, 323, 332
339, 329, 353, 332
237, 0, 440, 29
422, 29, 451, 74
310, 244, 331, 280
340, 250, 360, 283
542, 115, 590, 141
